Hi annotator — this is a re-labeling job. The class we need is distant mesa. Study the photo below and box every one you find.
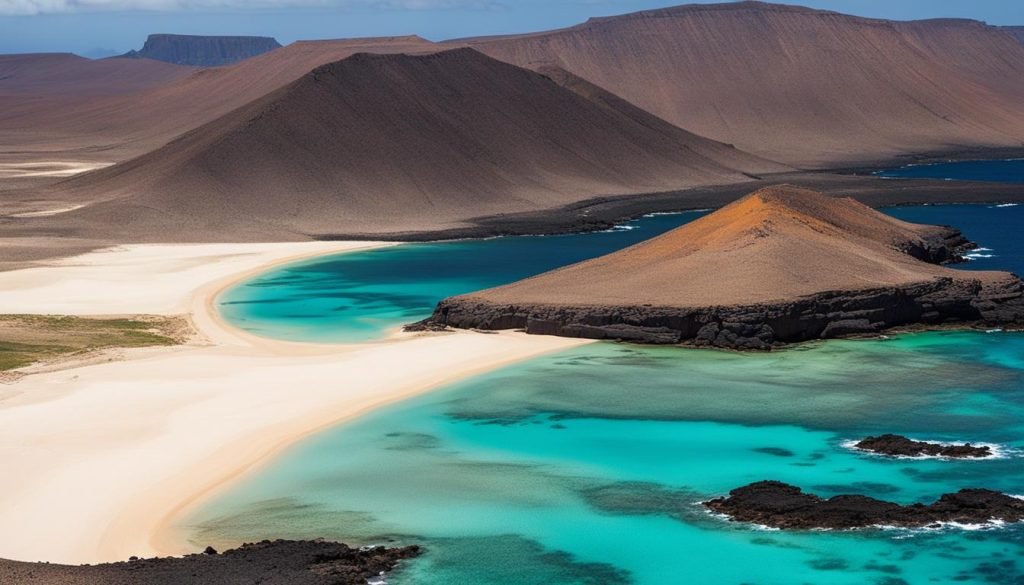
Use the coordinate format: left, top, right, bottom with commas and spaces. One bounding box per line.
119, 34, 282, 66
416, 185, 1024, 348
853, 434, 993, 459
704, 480, 1024, 530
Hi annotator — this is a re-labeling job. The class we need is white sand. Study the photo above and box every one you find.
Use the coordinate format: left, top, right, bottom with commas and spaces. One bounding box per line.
8, 205, 86, 218
0, 242, 589, 564
0, 161, 112, 179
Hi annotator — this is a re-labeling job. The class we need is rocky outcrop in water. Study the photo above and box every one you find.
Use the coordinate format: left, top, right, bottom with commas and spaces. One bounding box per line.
854, 434, 993, 459
705, 481, 1024, 530
120, 34, 281, 66
0, 540, 420, 585
417, 275, 1024, 349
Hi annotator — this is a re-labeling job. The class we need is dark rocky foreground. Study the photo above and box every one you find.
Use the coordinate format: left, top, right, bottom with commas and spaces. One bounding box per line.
0, 540, 420, 585
415, 275, 1024, 349
854, 434, 993, 459
705, 481, 1024, 530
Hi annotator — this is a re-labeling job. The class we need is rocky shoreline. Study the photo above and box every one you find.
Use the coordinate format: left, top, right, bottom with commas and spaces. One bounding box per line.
853, 434, 994, 459
705, 481, 1024, 530
415, 274, 1024, 349
0, 540, 420, 585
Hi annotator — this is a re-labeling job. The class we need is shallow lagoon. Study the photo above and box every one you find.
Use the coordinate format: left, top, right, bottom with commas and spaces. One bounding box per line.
202, 162, 1024, 583
188, 332, 1024, 584
217, 212, 706, 343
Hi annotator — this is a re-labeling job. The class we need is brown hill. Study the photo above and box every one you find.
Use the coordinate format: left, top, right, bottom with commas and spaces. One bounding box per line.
0, 53, 193, 97
0, 36, 439, 162
422, 185, 1024, 348
25, 49, 785, 240
1005, 26, 1024, 46
461, 2, 1024, 166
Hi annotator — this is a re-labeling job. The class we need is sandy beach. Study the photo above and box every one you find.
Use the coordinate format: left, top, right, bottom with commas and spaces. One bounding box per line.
0, 241, 589, 565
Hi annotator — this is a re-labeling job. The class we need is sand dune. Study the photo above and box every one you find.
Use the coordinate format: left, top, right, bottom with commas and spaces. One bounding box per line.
463, 2, 1024, 166
20, 49, 785, 241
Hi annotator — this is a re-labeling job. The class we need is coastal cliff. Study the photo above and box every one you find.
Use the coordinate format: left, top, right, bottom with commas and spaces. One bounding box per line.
425, 276, 1024, 349
120, 34, 281, 66
415, 186, 1024, 348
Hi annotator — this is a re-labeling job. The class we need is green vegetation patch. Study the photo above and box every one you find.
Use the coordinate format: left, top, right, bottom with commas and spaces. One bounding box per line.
0, 314, 189, 372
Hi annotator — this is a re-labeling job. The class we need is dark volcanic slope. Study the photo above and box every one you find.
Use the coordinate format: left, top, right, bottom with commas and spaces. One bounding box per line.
0, 36, 438, 161
423, 185, 1024, 347
0, 540, 420, 585
120, 34, 282, 66
28, 49, 785, 240
462, 2, 1024, 166
0, 53, 193, 97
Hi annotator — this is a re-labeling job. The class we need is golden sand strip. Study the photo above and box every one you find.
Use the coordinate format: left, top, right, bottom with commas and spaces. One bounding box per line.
0, 242, 590, 564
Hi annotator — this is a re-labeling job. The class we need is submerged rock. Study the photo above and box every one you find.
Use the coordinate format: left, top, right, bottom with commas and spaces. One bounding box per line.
705, 481, 1024, 530
853, 434, 993, 459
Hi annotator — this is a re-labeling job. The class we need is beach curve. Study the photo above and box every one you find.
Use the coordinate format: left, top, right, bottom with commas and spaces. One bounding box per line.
0, 241, 591, 564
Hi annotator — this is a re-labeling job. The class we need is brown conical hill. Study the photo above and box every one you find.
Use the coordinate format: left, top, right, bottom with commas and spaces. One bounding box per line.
30, 49, 786, 240
0, 36, 440, 161
424, 186, 1024, 347
462, 2, 1024, 166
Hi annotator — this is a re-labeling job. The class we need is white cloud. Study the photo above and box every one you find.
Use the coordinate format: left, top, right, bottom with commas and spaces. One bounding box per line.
0, 0, 498, 15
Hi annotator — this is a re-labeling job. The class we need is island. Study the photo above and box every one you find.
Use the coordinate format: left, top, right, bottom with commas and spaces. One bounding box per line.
705, 481, 1024, 529
414, 185, 1024, 349
852, 434, 994, 459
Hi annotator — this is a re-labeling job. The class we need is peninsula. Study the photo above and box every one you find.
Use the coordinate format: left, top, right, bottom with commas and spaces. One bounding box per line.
418, 186, 1024, 348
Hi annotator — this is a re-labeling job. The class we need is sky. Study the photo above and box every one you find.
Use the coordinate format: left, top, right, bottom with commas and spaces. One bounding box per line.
1, 0, 1023, 57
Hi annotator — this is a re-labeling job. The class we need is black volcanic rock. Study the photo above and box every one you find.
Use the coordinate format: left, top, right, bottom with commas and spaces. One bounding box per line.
854, 434, 993, 459
121, 34, 281, 66
0, 540, 420, 585
705, 481, 1024, 530
418, 275, 1024, 348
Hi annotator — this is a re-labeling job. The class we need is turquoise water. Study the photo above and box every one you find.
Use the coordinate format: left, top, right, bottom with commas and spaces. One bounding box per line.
220, 156, 1024, 345
199, 175, 1024, 583
876, 158, 1024, 183
188, 333, 1024, 584
217, 212, 706, 343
